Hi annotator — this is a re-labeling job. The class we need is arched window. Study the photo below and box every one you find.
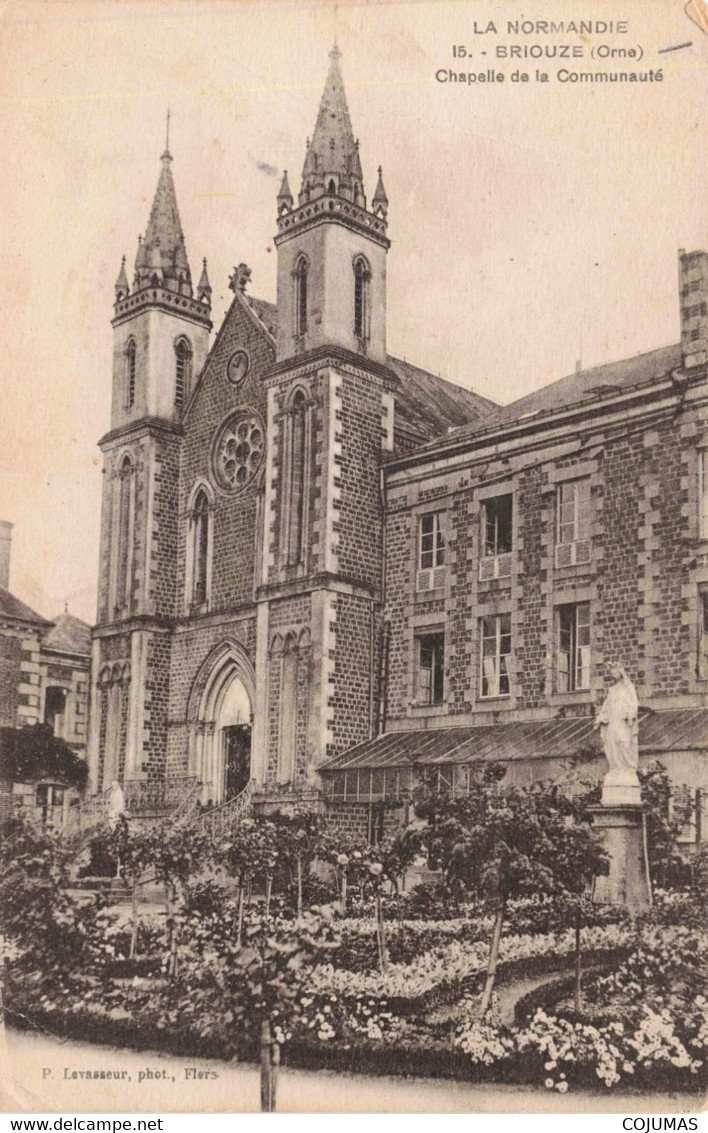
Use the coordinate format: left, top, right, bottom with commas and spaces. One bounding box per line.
353, 256, 370, 341
327, 178, 336, 195
287, 391, 308, 566
295, 256, 308, 337
277, 636, 298, 784
191, 489, 210, 607
124, 339, 137, 409
174, 337, 192, 408
116, 456, 135, 610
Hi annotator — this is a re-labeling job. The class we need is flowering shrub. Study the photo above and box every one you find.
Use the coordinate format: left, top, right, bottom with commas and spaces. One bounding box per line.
311, 922, 633, 1000
85, 908, 166, 969
454, 1005, 703, 1091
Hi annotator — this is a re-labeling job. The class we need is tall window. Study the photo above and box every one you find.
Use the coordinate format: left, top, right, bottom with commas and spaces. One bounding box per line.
44, 686, 67, 734
556, 479, 591, 567
174, 337, 192, 408
480, 614, 511, 698
480, 494, 513, 580
353, 255, 370, 340
124, 339, 136, 410
557, 603, 591, 692
416, 632, 445, 705
700, 450, 708, 540
191, 489, 210, 606
286, 392, 308, 565
295, 256, 308, 337
417, 512, 445, 591
116, 456, 135, 610
278, 641, 298, 784
700, 590, 708, 679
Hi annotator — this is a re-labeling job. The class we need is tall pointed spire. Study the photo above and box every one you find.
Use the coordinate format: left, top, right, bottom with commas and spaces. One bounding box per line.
133, 129, 192, 296
300, 45, 365, 207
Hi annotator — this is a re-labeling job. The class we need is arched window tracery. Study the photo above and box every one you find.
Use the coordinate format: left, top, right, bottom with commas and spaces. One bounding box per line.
116, 455, 136, 611
294, 256, 308, 338
174, 336, 192, 408
286, 390, 308, 566
124, 339, 137, 409
353, 255, 371, 342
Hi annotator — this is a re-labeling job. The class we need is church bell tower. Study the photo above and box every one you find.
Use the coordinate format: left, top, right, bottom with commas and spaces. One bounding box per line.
88, 130, 212, 793
251, 48, 397, 802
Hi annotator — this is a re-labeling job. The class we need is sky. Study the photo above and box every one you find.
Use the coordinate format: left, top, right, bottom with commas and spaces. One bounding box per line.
0, 0, 706, 623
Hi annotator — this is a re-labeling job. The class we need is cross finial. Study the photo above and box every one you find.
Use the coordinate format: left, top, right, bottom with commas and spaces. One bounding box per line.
166, 107, 171, 153
330, 40, 341, 62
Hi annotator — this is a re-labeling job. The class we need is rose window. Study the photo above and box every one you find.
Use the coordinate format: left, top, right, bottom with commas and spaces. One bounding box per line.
212, 412, 265, 492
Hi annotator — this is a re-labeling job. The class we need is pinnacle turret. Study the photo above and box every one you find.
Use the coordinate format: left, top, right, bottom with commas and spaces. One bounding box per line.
372, 166, 388, 219
277, 170, 293, 214
299, 45, 366, 208
114, 256, 129, 300
197, 258, 212, 305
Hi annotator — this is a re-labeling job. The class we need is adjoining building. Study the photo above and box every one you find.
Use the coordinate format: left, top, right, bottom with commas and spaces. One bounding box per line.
88, 48, 708, 842
0, 521, 91, 825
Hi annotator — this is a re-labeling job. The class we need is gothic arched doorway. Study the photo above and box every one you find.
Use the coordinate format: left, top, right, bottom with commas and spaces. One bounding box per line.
188, 642, 255, 806
218, 678, 252, 802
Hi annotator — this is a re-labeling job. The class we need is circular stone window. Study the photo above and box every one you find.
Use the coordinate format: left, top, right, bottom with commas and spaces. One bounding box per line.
226, 349, 250, 386
212, 411, 265, 492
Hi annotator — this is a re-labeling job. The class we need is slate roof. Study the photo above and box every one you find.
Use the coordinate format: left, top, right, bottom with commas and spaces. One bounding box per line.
387, 355, 497, 441
0, 586, 51, 627
240, 298, 497, 440
451, 343, 682, 439
44, 613, 92, 657
245, 297, 278, 338
319, 708, 708, 772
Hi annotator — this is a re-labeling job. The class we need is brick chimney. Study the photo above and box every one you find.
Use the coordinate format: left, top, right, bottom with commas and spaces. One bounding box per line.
0, 521, 12, 590
679, 249, 708, 370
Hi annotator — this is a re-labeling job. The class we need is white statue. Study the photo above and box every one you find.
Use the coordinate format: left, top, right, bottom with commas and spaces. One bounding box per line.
593, 662, 641, 805
108, 779, 125, 828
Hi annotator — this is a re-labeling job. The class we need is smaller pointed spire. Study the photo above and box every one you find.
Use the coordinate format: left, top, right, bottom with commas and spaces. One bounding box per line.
372, 165, 388, 219
197, 258, 212, 305
115, 255, 129, 300
277, 170, 293, 213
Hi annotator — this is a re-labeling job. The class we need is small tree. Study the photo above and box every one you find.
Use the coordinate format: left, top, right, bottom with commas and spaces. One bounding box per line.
269, 808, 326, 918
150, 820, 212, 976
219, 819, 277, 947
0, 725, 88, 792
417, 774, 608, 1017
225, 908, 341, 1111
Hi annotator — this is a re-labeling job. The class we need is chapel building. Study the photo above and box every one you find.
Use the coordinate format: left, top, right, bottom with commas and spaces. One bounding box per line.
89, 48, 708, 842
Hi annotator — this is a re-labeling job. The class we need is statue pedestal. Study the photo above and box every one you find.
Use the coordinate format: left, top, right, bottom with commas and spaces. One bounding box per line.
588, 802, 652, 911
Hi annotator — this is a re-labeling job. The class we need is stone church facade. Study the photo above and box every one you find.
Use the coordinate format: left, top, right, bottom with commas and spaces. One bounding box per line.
88, 48, 708, 839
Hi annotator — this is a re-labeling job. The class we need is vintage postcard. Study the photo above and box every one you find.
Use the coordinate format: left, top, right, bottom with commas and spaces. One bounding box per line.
1, 0, 707, 1116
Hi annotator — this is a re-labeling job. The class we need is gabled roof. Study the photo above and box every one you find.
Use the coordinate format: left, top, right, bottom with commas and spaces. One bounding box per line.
245, 296, 278, 338
456, 342, 682, 436
228, 295, 496, 440
387, 355, 497, 442
45, 613, 92, 657
0, 586, 51, 628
